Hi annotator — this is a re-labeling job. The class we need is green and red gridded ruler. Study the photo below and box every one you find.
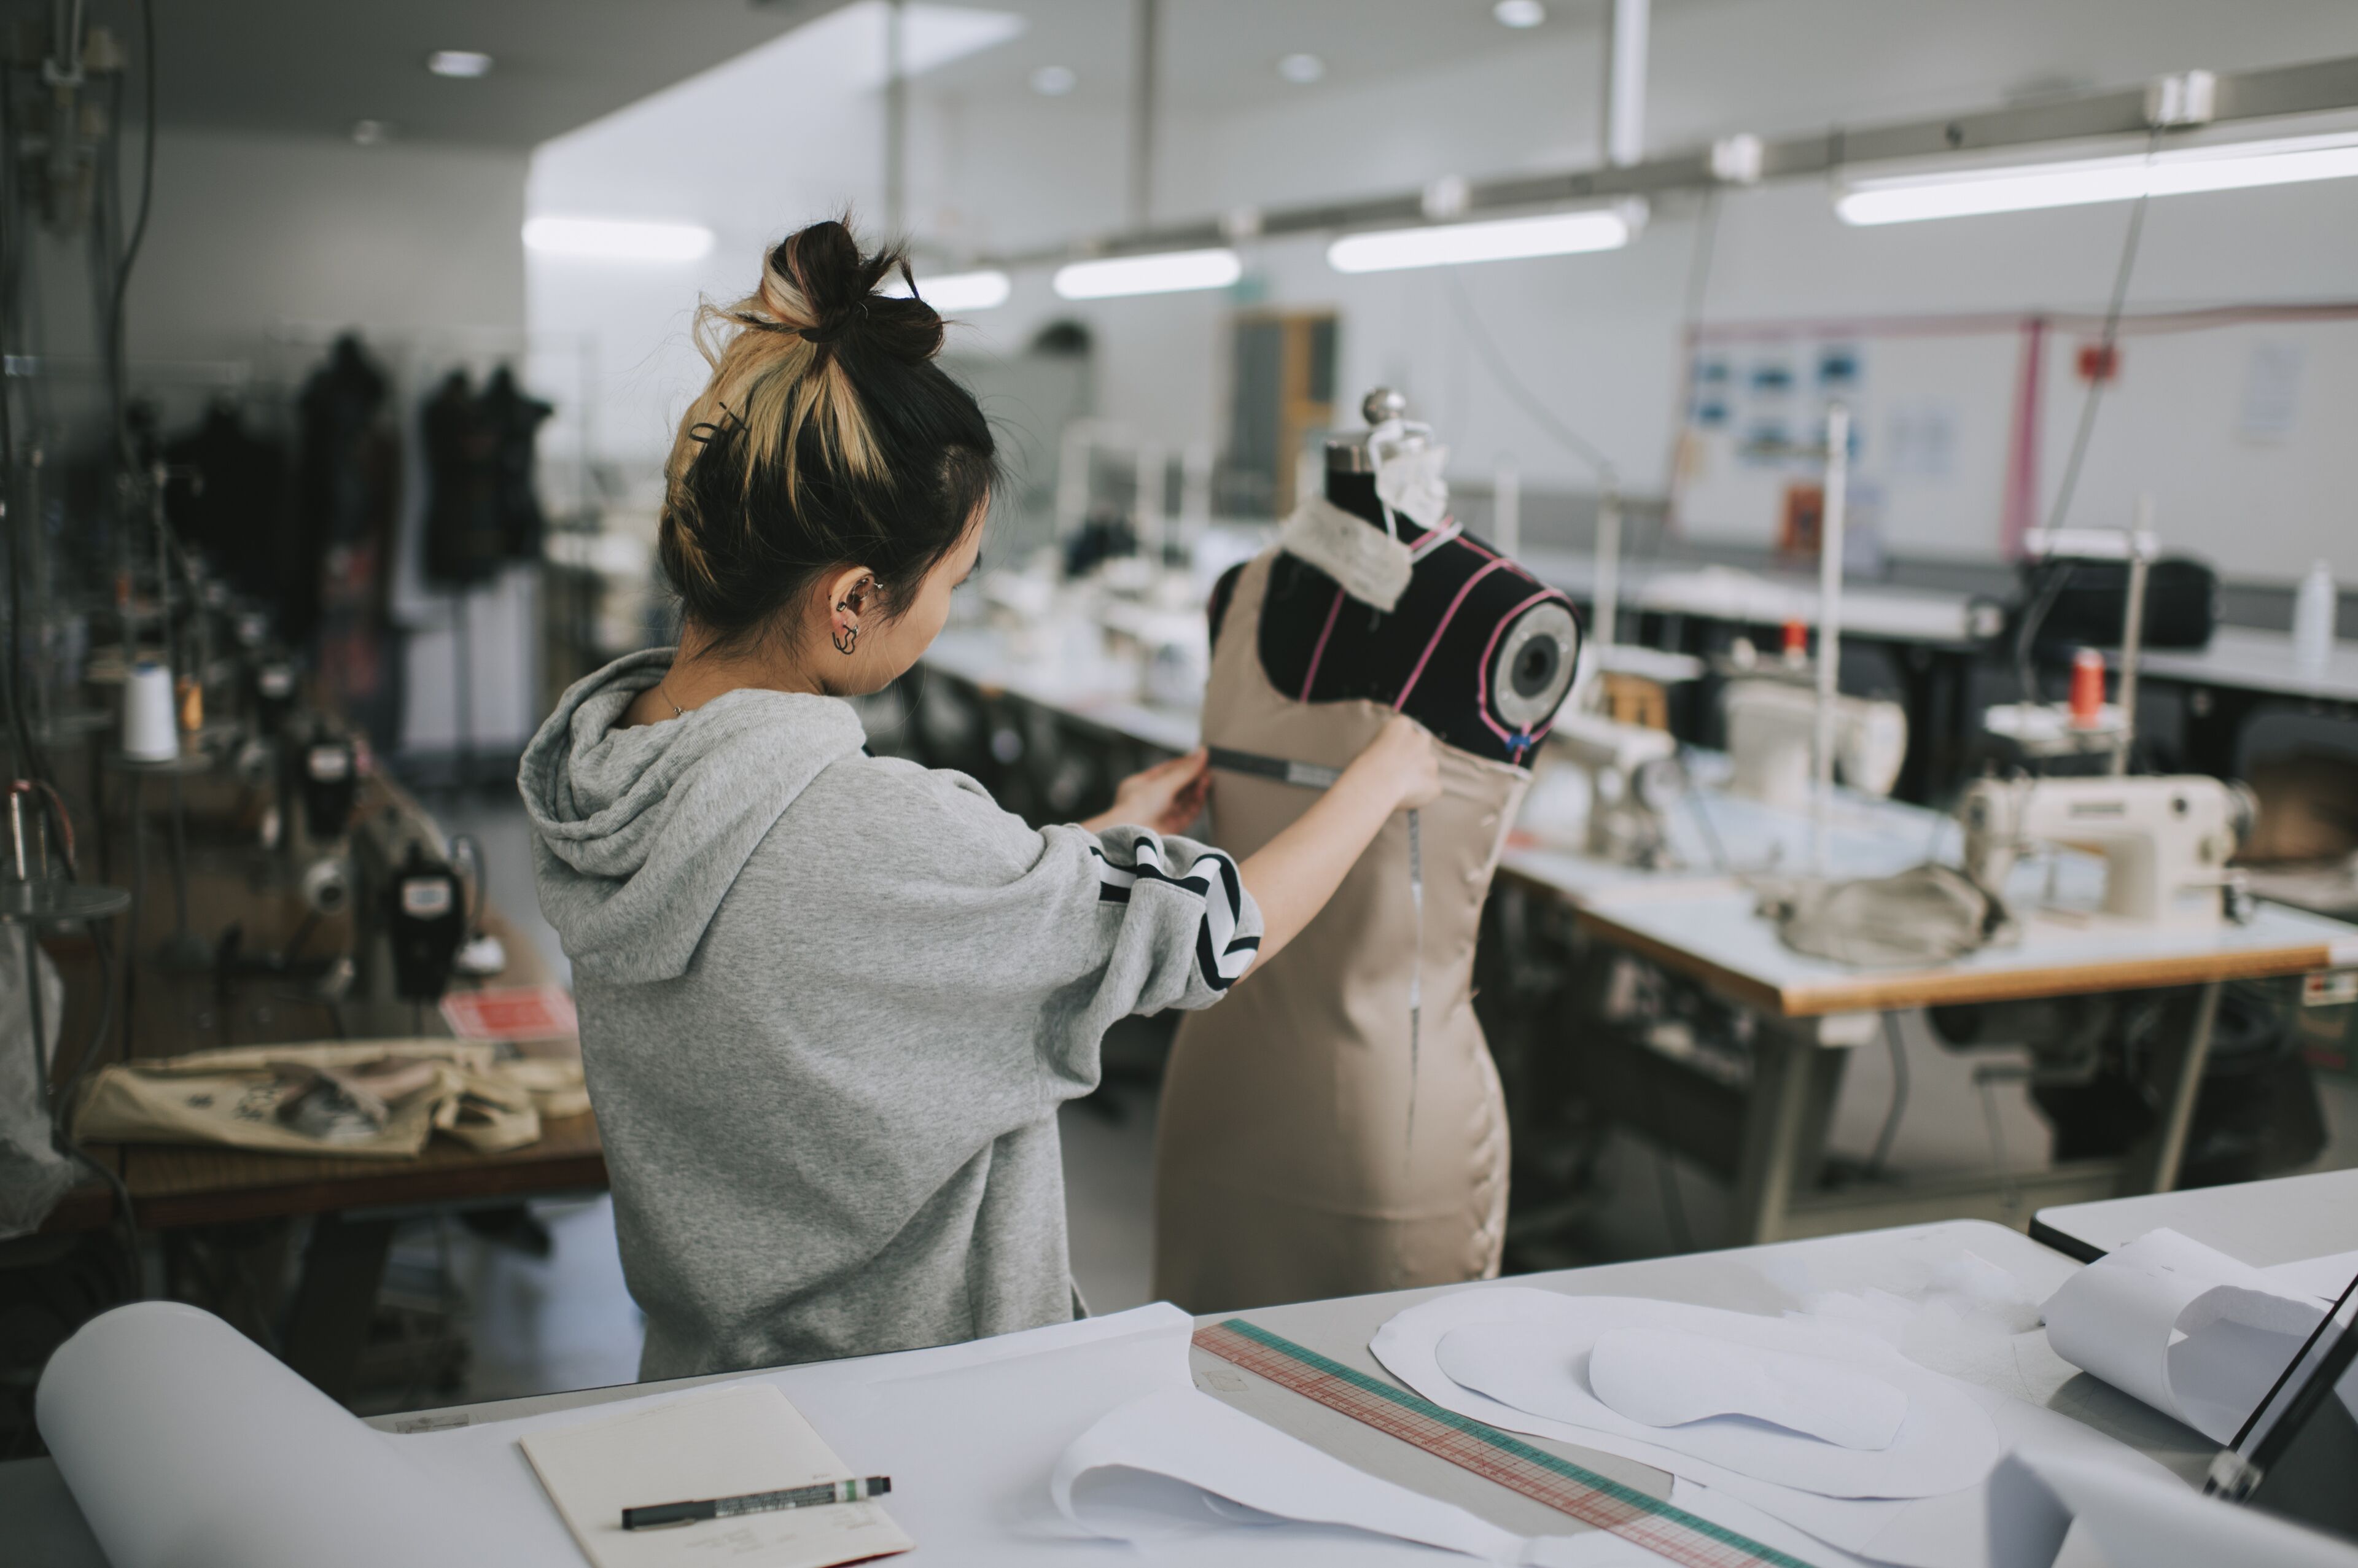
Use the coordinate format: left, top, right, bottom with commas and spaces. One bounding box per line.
1193, 1318, 1821, 1568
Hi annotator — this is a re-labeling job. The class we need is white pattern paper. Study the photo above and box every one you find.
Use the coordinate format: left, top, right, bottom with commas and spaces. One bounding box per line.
2041, 1228, 2327, 1443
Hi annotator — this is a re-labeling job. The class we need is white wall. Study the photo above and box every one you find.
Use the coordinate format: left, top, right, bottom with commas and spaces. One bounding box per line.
125, 127, 526, 363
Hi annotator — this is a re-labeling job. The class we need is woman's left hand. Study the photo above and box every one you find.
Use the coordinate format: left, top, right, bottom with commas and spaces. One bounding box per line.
1088, 748, 1213, 836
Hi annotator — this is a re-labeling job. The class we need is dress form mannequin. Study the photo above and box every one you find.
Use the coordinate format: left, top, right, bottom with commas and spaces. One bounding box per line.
1155, 392, 1580, 1313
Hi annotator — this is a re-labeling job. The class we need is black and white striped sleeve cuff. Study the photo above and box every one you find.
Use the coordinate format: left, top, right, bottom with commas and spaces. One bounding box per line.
1092, 837, 1259, 992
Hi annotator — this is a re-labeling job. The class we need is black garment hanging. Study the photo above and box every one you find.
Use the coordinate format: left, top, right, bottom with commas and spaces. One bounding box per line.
292, 335, 399, 645
295, 333, 402, 748
163, 399, 294, 611
481, 365, 553, 562
421, 371, 505, 588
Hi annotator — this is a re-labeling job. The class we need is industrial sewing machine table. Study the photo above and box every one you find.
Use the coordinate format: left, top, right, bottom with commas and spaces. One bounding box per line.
1542, 873, 2355, 1246
33, 774, 602, 1405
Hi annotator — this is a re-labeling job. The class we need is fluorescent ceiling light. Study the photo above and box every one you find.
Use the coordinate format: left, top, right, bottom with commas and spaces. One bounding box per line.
1494, 0, 1547, 27
1277, 53, 1325, 85
1053, 249, 1241, 300
523, 215, 716, 262
427, 50, 494, 79
1837, 130, 2358, 225
1327, 207, 1633, 273
888, 268, 1011, 311
1030, 63, 1076, 96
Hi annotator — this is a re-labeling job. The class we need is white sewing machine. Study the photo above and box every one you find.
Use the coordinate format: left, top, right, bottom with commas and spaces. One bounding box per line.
1958, 774, 2255, 927
1538, 710, 1683, 866
1721, 678, 1909, 811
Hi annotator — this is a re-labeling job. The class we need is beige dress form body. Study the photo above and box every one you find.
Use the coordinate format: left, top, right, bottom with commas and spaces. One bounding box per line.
1153, 548, 1525, 1313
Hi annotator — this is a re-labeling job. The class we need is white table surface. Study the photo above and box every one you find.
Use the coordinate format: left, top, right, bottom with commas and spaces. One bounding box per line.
6, 1219, 2227, 1567
2129, 626, 2358, 704
1506, 761, 1963, 910
1573, 879, 2358, 1018
922, 625, 1204, 755
2032, 1168, 2358, 1265
1519, 549, 1994, 646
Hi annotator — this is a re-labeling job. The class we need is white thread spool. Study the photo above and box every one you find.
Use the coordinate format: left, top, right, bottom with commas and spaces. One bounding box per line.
122, 662, 179, 761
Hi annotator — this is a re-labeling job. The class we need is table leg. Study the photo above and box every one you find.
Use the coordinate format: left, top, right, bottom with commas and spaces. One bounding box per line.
2125, 978, 2225, 1195
1731, 1020, 1843, 1245
280, 1213, 395, 1403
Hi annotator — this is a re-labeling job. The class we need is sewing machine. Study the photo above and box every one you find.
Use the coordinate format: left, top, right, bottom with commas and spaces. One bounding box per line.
1958, 773, 2256, 926
1539, 710, 1683, 867
1721, 677, 1908, 810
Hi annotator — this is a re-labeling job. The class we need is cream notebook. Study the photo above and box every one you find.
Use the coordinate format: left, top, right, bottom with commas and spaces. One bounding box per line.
520, 1384, 914, 1568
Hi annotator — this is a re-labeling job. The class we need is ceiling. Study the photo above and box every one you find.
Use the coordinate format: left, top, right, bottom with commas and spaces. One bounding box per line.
919, 0, 1609, 112
76, 0, 850, 148
30, 0, 1630, 150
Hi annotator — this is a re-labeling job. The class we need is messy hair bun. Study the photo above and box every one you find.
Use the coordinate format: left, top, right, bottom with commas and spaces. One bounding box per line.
660, 217, 995, 651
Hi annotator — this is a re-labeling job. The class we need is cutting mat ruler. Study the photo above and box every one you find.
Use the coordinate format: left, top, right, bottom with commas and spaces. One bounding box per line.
1194, 1318, 1816, 1568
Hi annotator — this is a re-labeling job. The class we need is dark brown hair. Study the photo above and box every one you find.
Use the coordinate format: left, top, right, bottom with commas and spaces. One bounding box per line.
659, 218, 995, 650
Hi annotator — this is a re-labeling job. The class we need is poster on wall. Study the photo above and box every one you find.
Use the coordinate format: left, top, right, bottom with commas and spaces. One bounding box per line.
1669, 309, 2358, 583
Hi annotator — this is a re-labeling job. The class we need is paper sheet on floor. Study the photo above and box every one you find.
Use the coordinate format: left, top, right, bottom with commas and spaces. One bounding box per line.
2040, 1229, 2329, 1444
1371, 1284, 2176, 1568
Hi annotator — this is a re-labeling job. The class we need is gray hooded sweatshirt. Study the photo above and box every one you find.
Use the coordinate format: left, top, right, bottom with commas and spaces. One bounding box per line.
519, 650, 1259, 1380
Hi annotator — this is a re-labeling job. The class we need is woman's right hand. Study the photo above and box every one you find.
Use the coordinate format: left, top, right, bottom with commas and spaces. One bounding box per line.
1352, 715, 1444, 810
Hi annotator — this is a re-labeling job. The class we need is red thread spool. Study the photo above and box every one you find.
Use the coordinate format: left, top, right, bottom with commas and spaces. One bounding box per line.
2068, 647, 2106, 728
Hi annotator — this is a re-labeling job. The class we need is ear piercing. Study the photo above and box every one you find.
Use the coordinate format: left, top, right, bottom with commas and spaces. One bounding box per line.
833, 575, 874, 656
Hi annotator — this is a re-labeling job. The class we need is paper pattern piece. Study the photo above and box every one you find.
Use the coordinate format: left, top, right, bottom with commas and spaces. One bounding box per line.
2041, 1228, 2328, 1443
521, 1384, 911, 1568
1051, 1385, 1652, 1564
1372, 1284, 2176, 1568
2263, 1249, 2358, 1305
1426, 1295, 1998, 1497
1587, 1327, 1908, 1451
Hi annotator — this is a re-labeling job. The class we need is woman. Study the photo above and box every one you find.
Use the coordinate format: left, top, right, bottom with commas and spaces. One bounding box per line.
521, 219, 1439, 1380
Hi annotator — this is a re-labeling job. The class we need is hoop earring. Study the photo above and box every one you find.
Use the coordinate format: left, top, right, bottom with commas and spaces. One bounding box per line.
832, 619, 859, 656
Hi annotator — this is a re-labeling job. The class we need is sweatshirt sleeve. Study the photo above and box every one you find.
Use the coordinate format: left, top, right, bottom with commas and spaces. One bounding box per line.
757, 757, 1262, 1109
1083, 823, 1260, 1011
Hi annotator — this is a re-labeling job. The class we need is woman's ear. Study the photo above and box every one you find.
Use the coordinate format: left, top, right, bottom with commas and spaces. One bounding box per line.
823, 564, 877, 657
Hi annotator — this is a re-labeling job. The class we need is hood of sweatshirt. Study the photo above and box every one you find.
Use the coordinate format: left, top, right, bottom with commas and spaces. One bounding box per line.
517, 649, 868, 984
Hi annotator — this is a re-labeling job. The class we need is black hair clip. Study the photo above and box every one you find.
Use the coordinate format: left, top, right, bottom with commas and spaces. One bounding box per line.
687, 403, 746, 445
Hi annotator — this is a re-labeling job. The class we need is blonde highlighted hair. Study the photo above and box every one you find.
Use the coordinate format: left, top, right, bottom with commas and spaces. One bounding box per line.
658, 218, 994, 648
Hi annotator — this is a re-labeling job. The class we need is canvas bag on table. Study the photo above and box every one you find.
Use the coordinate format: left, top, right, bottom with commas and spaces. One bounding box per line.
71, 1039, 562, 1157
